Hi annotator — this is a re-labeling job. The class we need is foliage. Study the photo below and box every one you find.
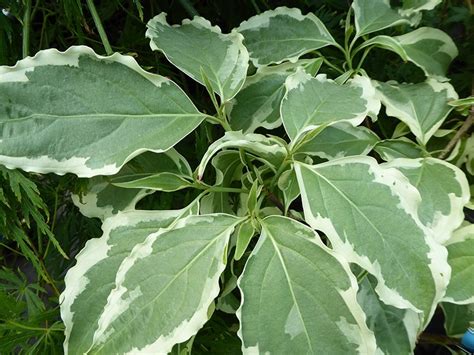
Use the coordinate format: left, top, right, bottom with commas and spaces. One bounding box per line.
1, 0, 473, 354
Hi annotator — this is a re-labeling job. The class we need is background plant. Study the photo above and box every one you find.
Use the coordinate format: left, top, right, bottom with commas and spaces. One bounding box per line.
0, 0, 473, 354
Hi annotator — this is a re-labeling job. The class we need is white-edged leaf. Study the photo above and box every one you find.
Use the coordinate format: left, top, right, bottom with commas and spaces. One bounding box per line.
72, 177, 151, 221
399, 0, 443, 17
72, 150, 191, 220
281, 71, 380, 141
295, 157, 450, 321
352, 0, 412, 37
443, 224, 474, 304
61, 209, 241, 354
228, 59, 322, 133
374, 138, 424, 161
61, 202, 198, 354
442, 302, 474, 337
361, 28, 458, 80
197, 131, 287, 179
237, 7, 337, 67
146, 13, 248, 102
358, 275, 418, 354
0, 46, 205, 177
387, 158, 469, 243
296, 122, 379, 159
374, 79, 458, 145
237, 216, 377, 354
358, 35, 409, 62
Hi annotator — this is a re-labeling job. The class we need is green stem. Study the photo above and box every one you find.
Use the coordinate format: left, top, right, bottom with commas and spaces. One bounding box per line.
355, 47, 371, 72
7, 320, 62, 332
207, 186, 246, 193
218, 104, 232, 131
204, 114, 231, 131
0, 242, 24, 256
22, 0, 32, 58
343, 7, 354, 70
314, 52, 344, 74
221, 118, 232, 132
178, 0, 198, 17
86, 0, 113, 55
250, 0, 261, 13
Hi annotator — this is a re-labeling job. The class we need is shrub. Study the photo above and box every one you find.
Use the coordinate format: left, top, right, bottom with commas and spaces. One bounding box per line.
0, 1, 473, 353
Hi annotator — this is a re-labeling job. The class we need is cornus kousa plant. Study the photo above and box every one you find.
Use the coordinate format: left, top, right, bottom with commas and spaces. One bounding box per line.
1, 1, 473, 354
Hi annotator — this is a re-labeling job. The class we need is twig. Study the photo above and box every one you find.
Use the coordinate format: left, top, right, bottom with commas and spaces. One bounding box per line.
263, 187, 285, 213
418, 333, 459, 346
263, 187, 306, 224
439, 80, 474, 160
438, 108, 474, 159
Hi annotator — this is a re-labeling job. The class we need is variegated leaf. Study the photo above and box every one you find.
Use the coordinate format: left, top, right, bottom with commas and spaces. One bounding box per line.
387, 158, 469, 243
443, 224, 474, 304
197, 131, 287, 179
228, 59, 322, 133
281, 71, 380, 141
0, 46, 205, 177
296, 122, 379, 159
374, 79, 458, 145
295, 157, 449, 321
146, 13, 248, 102
237, 216, 377, 354
374, 138, 424, 161
72, 149, 191, 220
61, 203, 197, 354
352, 0, 412, 37
237, 7, 336, 67
399, 0, 443, 16
361, 28, 458, 80
60, 208, 240, 354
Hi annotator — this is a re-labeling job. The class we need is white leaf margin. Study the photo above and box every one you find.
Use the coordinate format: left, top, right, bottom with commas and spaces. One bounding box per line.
237, 6, 336, 67
395, 27, 458, 81
399, 0, 443, 17
227, 59, 320, 134
146, 13, 249, 101
294, 156, 450, 325
236, 215, 379, 354
196, 131, 287, 179
373, 79, 458, 145
384, 158, 470, 244
352, 0, 412, 37
60, 208, 193, 353
282, 70, 380, 143
71, 187, 152, 221
0, 46, 204, 177
91, 213, 241, 353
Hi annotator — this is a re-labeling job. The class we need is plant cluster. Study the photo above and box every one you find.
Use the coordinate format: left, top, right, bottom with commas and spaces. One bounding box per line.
1, 0, 473, 354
